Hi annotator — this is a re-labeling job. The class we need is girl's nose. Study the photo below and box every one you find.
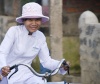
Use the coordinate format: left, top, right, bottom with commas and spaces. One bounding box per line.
31, 19, 37, 24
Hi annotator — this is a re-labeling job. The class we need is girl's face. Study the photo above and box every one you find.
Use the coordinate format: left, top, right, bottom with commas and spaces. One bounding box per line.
23, 18, 42, 33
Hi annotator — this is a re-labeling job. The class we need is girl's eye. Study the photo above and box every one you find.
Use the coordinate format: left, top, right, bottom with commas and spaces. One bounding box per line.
28, 18, 42, 21
23, 18, 42, 21
35, 18, 42, 21
28, 19, 33, 21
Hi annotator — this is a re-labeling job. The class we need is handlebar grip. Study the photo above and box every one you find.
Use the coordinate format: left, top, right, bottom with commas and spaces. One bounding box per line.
9, 65, 19, 79
10, 65, 17, 70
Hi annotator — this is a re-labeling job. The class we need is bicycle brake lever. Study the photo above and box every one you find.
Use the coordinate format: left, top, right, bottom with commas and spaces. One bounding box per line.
8, 65, 19, 79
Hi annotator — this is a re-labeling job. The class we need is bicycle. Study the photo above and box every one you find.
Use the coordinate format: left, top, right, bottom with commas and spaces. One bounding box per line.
1, 59, 80, 84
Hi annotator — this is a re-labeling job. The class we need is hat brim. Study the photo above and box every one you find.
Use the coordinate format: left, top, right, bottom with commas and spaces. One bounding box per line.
16, 15, 49, 24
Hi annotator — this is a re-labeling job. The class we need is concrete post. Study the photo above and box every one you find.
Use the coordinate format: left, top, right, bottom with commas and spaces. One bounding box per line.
49, 0, 63, 60
49, 0, 63, 81
78, 10, 100, 84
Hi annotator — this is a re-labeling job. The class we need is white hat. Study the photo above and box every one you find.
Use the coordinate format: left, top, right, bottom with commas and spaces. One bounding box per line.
16, 2, 49, 23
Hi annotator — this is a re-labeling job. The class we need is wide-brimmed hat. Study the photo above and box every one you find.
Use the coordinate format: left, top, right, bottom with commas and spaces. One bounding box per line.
16, 2, 49, 23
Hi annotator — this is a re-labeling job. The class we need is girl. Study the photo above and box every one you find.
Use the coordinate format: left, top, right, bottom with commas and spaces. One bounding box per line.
0, 2, 69, 84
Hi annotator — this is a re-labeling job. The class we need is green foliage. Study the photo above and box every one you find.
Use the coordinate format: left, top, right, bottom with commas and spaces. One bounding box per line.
31, 56, 40, 72
63, 37, 80, 74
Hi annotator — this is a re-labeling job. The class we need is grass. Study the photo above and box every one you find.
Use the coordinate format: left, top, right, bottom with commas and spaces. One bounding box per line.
63, 37, 80, 75
32, 36, 81, 75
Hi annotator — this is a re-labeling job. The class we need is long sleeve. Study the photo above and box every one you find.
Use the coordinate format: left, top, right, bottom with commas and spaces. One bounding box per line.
38, 40, 60, 71
0, 27, 16, 69
37, 32, 67, 75
38, 41, 67, 75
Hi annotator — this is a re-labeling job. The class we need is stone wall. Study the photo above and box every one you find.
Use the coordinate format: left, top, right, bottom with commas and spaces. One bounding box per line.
63, 13, 80, 36
79, 11, 100, 84
0, 0, 4, 15
63, 0, 100, 13
0, 16, 16, 43
63, 0, 100, 36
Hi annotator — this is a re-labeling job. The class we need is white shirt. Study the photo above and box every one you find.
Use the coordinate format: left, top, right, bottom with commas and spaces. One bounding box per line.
0, 25, 66, 83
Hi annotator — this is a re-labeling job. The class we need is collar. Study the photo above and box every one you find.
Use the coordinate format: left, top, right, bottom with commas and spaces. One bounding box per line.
23, 25, 37, 37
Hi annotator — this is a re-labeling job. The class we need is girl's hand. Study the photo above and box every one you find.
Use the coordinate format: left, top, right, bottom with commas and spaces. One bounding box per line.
0, 75, 3, 81
61, 61, 70, 74
1, 66, 11, 77
62, 61, 70, 70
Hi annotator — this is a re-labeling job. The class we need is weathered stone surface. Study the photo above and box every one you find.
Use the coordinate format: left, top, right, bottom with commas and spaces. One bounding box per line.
50, 0, 63, 60
49, 0, 63, 82
79, 11, 100, 84
78, 10, 98, 28
0, 0, 4, 15
4, 0, 21, 16
0, 16, 16, 43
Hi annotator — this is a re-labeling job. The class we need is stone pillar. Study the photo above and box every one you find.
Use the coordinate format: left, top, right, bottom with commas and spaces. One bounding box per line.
49, 0, 63, 81
49, 0, 63, 60
78, 10, 100, 84
0, 16, 16, 43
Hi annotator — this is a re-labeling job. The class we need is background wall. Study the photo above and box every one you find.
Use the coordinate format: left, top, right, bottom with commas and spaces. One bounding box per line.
63, 0, 100, 36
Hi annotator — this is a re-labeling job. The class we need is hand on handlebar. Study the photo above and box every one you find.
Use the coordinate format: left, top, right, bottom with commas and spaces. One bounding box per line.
0, 75, 3, 81
7, 59, 69, 79
61, 61, 70, 74
1, 66, 11, 77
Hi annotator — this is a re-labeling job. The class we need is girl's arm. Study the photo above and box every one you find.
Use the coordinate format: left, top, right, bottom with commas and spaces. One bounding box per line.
0, 27, 16, 76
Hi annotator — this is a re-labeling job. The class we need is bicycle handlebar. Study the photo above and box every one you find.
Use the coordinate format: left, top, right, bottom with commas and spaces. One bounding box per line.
9, 59, 69, 79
